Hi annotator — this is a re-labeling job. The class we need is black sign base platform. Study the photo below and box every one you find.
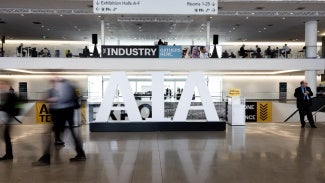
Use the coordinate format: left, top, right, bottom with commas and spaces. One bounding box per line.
90, 121, 226, 132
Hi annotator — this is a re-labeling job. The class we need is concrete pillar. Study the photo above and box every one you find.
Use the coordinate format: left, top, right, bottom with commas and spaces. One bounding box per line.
305, 21, 318, 92
322, 36, 325, 58
305, 20, 317, 58
101, 19, 105, 45
305, 70, 317, 94
206, 20, 211, 49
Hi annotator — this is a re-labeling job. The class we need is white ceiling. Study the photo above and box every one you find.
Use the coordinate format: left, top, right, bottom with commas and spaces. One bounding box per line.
0, 0, 325, 43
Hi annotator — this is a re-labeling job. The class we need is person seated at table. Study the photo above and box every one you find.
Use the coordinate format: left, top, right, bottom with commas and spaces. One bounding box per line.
17, 43, 26, 57
82, 46, 90, 57
31, 47, 38, 57
66, 50, 73, 58
281, 44, 291, 58
238, 45, 248, 58
252, 45, 262, 58
158, 39, 163, 45
271, 47, 280, 58
221, 50, 229, 58
229, 52, 236, 58
264, 46, 272, 58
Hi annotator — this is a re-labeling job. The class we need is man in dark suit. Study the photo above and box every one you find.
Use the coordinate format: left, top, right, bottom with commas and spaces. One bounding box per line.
294, 80, 317, 128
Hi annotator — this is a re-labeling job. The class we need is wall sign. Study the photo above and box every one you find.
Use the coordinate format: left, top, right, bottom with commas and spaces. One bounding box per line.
245, 102, 272, 122
36, 102, 52, 124
159, 46, 182, 58
101, 46, 158, 58
93, 0, 218, 15
228, 88, 241, 97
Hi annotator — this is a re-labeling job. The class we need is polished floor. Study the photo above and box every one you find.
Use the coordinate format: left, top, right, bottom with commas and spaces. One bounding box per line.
0, 123, 324, 183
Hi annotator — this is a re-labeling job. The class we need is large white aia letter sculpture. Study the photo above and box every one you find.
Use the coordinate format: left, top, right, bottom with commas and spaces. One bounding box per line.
95, 71, 219, 122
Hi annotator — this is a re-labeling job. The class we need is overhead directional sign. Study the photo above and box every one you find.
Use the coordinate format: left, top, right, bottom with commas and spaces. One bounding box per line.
93, 0, 218, 15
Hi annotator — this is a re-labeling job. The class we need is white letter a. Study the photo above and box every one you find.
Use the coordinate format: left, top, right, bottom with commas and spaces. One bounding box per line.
95, 72, 142, 122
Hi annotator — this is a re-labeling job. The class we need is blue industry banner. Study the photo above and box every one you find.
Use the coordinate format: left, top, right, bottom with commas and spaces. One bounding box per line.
101, 46, 159, 58
159, 46, 182, 58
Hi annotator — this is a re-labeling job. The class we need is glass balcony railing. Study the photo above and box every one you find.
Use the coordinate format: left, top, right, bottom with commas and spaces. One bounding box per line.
0, 44, 323, 59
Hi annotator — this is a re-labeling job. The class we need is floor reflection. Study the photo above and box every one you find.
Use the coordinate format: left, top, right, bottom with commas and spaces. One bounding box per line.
0, 123, 324, 183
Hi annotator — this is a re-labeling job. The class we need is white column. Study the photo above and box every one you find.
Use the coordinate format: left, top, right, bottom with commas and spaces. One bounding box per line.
206, 20, 211, 49
101, 19, 105, 45
305, 21, 318, 93
305, 70, 317, 95
305, 20, 317, 58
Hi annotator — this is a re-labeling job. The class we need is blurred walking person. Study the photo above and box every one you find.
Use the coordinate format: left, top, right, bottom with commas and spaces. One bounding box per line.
0, 80, 18, 160
33, 78, 85, 166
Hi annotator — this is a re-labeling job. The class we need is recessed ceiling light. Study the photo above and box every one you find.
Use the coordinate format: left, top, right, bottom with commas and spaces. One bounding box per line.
263, 27, 267, 30
246, 17, 249, 19
98, 15, 101, 18
232, 27, 236, 30
282, 17, 286, 20
251, 13, 255, 15
20, 14, 24, 16
60, 14, 63, 17
47, 28, 50, 31
209, 16, 213, 19
258, 30, 262, 33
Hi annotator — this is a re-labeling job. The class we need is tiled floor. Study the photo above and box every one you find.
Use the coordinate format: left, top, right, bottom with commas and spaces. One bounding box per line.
0, 123, 324, 183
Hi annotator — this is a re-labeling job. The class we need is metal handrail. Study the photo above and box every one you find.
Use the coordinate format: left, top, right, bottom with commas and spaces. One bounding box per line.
313, 104, 325, 123
284, 109, 298, 122
284, 104, 325, 123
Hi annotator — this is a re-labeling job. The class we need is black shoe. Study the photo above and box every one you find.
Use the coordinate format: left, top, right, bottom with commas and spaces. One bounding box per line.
0, 154, 13, 161
70, 155, 86, 162
301, 125, 305, 128
311, 125, 317, 128
32, 160, 50, 166
54, 140, 65, 146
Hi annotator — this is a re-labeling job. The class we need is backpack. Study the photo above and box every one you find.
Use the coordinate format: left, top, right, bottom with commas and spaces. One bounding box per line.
6, 92, 21, 117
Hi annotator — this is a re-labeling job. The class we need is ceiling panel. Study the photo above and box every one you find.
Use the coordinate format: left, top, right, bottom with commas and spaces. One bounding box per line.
0, 0, 324, 43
